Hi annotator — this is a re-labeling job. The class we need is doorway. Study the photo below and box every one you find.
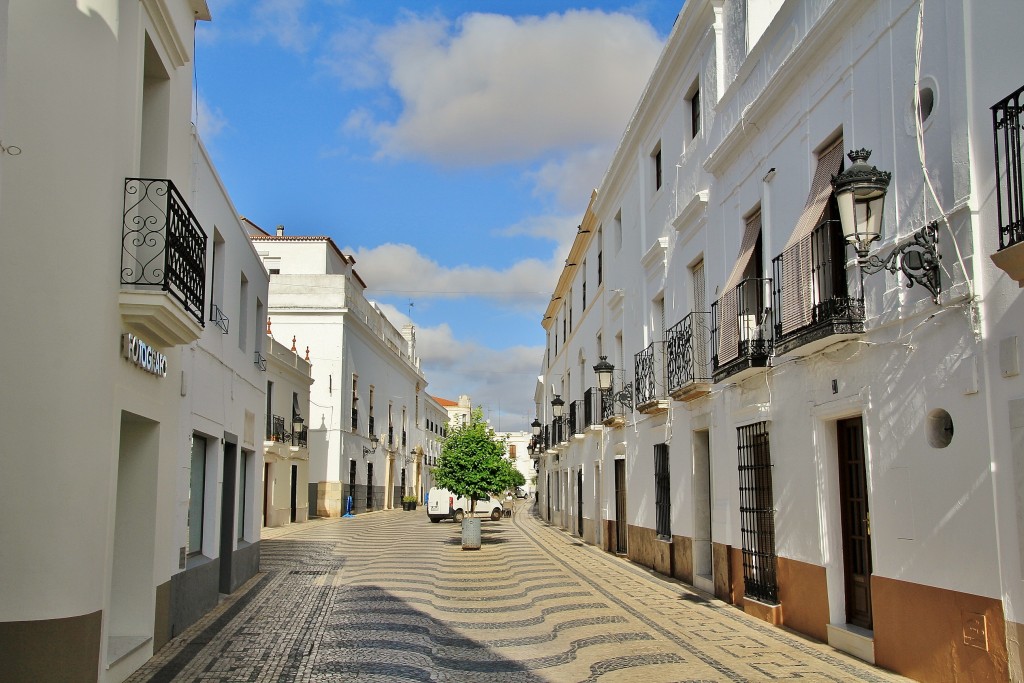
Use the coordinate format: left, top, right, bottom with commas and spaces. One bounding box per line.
838, 417, 872, 629
219, 442, 237, 594
290, 464, 298, 523
577, 469, 584, 537
614, 458, 627, 554
692, 429, 713, 592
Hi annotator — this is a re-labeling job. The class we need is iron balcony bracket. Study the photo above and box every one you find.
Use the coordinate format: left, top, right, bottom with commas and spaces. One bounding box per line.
860, 221, 941, 303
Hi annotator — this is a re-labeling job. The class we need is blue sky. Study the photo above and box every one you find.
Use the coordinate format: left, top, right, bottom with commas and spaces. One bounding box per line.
195, 0, 681, 428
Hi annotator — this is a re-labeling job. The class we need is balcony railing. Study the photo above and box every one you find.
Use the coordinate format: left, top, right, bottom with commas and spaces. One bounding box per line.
122, 178, 207, 326
270, 415, 287, 442
771, 220, 863, 357
569, 400, 586, 436
994, 83, 1024, 251
550, 416, 565, 445
666, 311, 712, 401
635, 342, 668, 413
711, 278, 774, 383
601, 382, 630, 426
292, 427, 308, 448
583, 388, 603, 427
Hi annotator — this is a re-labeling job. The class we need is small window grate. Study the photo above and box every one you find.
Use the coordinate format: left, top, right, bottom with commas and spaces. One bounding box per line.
654, 444, 671, 539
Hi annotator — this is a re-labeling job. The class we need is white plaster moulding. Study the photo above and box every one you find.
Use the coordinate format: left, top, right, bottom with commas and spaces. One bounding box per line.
703, 0, 862, 176
672, 191, 710, 232
141, 0, 190, 68
641, 237, 670, 270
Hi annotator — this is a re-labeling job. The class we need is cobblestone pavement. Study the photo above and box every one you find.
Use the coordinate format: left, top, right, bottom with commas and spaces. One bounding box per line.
128, 504, 910, 682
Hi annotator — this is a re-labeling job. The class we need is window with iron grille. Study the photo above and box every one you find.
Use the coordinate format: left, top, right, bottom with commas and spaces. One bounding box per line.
737, 422, 778, 604
654, 443, 671, 539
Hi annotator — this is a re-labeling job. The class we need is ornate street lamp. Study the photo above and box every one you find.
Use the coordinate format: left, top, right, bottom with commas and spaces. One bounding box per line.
551, 395, 565, 418
362, 433, 379, 457
531, 418, 542, 436
832, 148, 940, 302
593, 356, 614, 392
832, 149, 891, 258
591, 357, 633, 411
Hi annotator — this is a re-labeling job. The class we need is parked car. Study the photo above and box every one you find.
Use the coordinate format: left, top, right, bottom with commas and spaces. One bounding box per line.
426, 487, 503, 522
514, 487, 528, 499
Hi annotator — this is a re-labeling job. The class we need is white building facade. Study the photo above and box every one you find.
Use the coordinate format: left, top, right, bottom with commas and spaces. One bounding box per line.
261, 331, 314, 527
534, 1, 1024, 681
249, 228, 431, 515
0, 2, 270, 681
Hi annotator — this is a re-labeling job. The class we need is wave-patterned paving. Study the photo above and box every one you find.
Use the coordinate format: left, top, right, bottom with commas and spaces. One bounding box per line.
128, 506, 912, 682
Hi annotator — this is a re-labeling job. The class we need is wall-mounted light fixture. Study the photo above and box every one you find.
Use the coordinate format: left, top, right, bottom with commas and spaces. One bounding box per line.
832, 148, 940, 302
531, 418, 542, 436
550, 395, 565, 418
362, 433, 379, 458
592, 356, 633, 411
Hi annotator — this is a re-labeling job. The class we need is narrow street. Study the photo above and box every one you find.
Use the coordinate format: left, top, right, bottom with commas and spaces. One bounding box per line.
128, 505, 909, 682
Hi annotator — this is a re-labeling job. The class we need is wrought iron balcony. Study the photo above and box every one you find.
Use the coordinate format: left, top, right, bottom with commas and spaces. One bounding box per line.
601, 382, 631, 427
635, 342, 669, 413
550, 416, 566, 446
991, 83, 1024, 284
711, 277, 774, 383
770, 220, 864, 358
292, 426, 308, 448
569, 400, 586, 436
666, 311, 712, 402
121, 178, 207, 333
269, 415, 287, 442
583, 388, 603, 427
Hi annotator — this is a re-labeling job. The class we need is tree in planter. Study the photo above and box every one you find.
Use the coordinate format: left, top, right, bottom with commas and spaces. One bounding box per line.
433, 408, 521, 516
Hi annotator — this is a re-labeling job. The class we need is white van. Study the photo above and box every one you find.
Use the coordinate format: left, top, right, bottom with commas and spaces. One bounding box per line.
426, 487, 503, 523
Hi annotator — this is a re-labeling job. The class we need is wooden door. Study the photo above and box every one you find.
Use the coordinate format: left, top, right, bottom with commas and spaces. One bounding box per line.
614, 459, 628, 554
838, 417, 872, 629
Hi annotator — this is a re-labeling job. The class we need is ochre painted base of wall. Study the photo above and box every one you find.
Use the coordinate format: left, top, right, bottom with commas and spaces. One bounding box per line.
671, 535, 693, 584
712, 542, 735, 603
1006, 620, 1024, 683
777, 556, 830, 642
872, 575, 1009, 683
0, 611, 102, 682
744, 598, 783, 624
626, 524, 673, 576
316, 481, 342, 517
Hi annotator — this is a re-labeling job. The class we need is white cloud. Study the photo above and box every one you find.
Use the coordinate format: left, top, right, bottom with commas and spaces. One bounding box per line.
231, 0, 320, 52
347, 10, 662, 166
193, 94, 228, 141
528, 145, 614, 211
346, 242, 563, 311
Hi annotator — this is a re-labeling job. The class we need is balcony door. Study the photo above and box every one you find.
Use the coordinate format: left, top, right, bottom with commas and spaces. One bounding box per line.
838, 417, 873, 629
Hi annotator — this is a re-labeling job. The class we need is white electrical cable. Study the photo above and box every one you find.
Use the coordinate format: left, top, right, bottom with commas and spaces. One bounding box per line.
914, 0, 974, 301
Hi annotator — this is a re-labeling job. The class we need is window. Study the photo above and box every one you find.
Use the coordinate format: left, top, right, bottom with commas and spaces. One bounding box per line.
269, 268, 280, 275
188, 435, 207, 555
265, 381, 274, 439
582, 260, 587, 310
369, 387, 375, 438
238, 273, 249, 352
737, 422, 778, 604
255, 298, 265, 354
568, 288, 573, 333
597, 227, 604, 285
689, 83, 701, 138
654, 444, 671, 539
509, 445, 517, 458
351, 375, 359, 431
652, 143, 663, 191
614, 210, 623, 253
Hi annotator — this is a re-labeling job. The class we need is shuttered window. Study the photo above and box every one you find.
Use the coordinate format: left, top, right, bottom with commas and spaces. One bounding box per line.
718, 212, 762, 365
779, 141, 845, 335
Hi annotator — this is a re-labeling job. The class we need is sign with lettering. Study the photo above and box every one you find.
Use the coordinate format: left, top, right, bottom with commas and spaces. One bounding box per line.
122, 332, 167, 377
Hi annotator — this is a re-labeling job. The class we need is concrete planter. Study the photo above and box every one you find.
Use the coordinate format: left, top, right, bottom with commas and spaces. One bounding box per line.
461, 517, 481, 550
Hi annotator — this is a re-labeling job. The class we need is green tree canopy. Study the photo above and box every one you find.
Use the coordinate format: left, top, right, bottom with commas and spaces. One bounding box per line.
433, 408, 522, 513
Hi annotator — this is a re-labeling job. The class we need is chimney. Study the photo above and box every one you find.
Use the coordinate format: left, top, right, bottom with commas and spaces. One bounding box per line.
276, 225, 285, 236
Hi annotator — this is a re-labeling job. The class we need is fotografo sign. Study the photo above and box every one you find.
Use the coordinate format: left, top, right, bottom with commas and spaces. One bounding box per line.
122, 332, 168, 377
